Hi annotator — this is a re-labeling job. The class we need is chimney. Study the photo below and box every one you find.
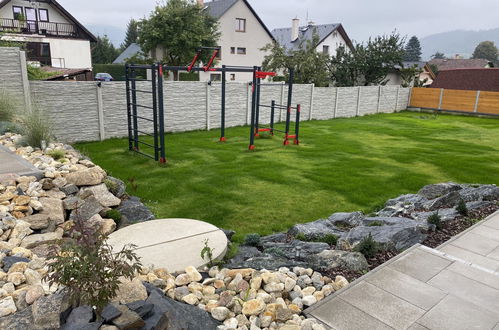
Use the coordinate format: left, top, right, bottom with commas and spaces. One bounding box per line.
197, 0, 204, 7
291, 18, 300, 42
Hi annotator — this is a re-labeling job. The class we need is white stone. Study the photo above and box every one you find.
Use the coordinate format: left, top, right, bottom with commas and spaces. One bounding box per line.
302, 295, 317, 307
211, 307, 231, 321
0, 296, 17, 317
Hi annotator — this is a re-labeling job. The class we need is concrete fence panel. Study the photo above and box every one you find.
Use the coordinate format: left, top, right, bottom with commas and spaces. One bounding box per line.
311, 87, 336, 120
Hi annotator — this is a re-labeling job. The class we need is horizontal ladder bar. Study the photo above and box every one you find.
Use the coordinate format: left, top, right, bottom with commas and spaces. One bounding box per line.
131, 89, 154, 94
130, 114, 154, 122
130, 103, 155, 110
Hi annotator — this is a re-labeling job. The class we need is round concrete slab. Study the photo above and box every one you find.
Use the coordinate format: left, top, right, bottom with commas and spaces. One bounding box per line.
107, 219, 228, 273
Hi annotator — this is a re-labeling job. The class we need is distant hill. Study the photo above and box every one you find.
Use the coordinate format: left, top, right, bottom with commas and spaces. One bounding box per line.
420, 28, 499, 61
87, 25, 126, 47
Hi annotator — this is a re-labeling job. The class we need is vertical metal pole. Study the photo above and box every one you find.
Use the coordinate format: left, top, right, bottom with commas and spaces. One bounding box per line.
284, 68, 294, 144
255, 67, 261, 136
158, 64, 166, 163
294, 104, 301, 145
438, 88, 444, 110
248, 66, 257, 150
220, 65, 226, 141
474, 90, 481, 113
270, 100, 275, 135
131, 66, 139, 151
125, 64, 133, 151
151, 65, 159, 161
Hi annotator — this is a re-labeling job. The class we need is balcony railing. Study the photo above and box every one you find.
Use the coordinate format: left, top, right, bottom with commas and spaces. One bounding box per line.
0, 18, 80, 38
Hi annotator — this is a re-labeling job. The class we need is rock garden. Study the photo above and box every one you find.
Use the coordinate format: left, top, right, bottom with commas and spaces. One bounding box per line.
0, 130, 498, 330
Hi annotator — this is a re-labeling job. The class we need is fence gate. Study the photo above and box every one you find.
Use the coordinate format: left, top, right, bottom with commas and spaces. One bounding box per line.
125, 64, 166, 163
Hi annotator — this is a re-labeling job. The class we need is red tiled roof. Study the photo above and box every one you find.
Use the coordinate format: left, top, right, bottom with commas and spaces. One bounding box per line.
428, 59, 492, 70
430, 68, 499, 92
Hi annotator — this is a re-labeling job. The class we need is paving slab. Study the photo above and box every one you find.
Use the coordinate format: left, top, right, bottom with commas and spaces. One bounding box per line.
107, 218, 228, 273
388, 247, 452, 282
0, 144, 42, 179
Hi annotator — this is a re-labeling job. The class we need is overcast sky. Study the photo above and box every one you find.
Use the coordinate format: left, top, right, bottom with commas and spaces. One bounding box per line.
58, 0, 499, 44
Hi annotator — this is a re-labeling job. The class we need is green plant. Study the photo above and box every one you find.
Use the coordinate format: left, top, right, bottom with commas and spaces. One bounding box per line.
295, 233, 307, 241
354, 233, 379, 258
18, 107, 53, 149
27, 65, 62, 80
105, 209, 122, 226
464, 218, 481, 226
200, 239, 215, 267
456, 200, 468, 216
243, 233, 261, 247
368, 221, 384, 227
263, 247, 286, 258
47, 149, 65, 160
104, 178, 121, 196
427, 212, 443, 230
45, 209, 142, 313
0, 90, 18, 123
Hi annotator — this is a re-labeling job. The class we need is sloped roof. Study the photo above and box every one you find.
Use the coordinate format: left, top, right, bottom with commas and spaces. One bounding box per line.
271, 23, 353, 52
113, 43, 142, 64
203, 0, 274, 41
430, 68, 499, 92
428, 58, 493, 70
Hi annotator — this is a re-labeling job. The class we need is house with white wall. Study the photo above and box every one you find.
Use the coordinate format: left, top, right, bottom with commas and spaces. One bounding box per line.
0, 0, 96, 69
272, 19, 353, 56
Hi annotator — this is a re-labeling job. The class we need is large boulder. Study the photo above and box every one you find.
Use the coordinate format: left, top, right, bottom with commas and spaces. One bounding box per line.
418, 182, 462, 200
114, 278, 148, 304
144, 290, 221, 330
20, 231, 63, 249
117, 196, 154, 226
261, 240, 330, 260
424, 191, 463, 211
288, 218, 345, 240
22, 214, 50, 230
105, 177, 127, 198
65, 167, 106, 187
80, 184, 121, 208
308, 250, 369, 272
378, 194, 428, 217
69, 195, 104, 222
0, 305, 33, 330
459, 184, 499, 202
328, 212, 364, 228
411, 208, 460, 223
39, 197, 65, 225
31, 290, 71, 330
225, 254, 308, 270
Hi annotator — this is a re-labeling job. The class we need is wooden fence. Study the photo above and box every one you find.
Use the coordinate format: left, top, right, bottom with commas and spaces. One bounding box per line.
409, 87, 499, 115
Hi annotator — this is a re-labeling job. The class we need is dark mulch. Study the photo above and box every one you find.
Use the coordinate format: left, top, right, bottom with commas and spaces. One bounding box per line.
326, 204, 499, 283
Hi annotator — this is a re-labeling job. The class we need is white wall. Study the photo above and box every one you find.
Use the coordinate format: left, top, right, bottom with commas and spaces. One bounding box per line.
316, 30, 348, 57
199, 0, 274, 82
0, 0, 71, 24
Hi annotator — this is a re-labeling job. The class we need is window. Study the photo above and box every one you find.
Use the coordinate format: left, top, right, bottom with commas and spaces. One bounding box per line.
230, 47, 235, 54
215, 46, 221, 59
237, 47, 246, 55
210, 73, 221, 81
235, 18, 246, 32
25, 7, 37, 21
12, 6, 23, 20
39, 9, 49, 22
323, 45, 330, 55
40, 43, 50, 57
230, 74, 235, 81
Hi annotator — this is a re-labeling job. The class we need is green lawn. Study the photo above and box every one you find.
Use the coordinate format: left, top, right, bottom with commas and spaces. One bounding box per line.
75, 112, 499, 242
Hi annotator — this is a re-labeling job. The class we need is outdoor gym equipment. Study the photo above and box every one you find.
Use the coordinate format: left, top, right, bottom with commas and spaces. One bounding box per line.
125, 47, 301, 163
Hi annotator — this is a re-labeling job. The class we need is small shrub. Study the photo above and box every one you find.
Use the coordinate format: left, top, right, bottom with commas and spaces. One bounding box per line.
45, 210, 142, 313
464, 218, 481, 227
105, 178, 119, 193
264, 247, 286, 258
105, 209, 122, 226
368, 221, 384, 227
295, 233, 307, 241
354, 233, 379, 258
244, 233, 261, 247
427, 212, 443, 230
200, 239, 216, 267
47, 149, 65, 160
27, 65, 61, 80
18, 107, 53, 149
321, 234, 339, 246
456, 200, 468, 216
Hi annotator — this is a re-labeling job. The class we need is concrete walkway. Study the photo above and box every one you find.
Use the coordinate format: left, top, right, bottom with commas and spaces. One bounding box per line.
107, 218, 228, 273
305, 211, 499, 330
0, 144, 42, 181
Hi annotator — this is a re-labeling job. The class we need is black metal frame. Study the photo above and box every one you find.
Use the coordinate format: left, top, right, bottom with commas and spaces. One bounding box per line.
125, 63, 166, 163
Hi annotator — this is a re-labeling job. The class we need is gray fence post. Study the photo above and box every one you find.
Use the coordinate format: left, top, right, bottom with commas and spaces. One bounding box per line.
206, 82, 211, 130
376, 86, 382, 113
19, 50, 32, 111
96, 84, 105, 141
356, 87, 361, 116
309, 84, 315, 120
333, 88, 339, 118
280, 81, 285, 122
474, 90, 481, 113
438, 88, 444, 110
395, 86, 400, 110
246, 82, 251, 125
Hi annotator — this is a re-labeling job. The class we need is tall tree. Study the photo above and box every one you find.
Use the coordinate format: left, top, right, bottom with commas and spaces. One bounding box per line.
472, 41, 498, 63
330, 32, 405, 86
431, 52, 446, 59
92, 35, 120, 64
261, 33, 331, 87
121, 19, 139, 50
138, 0, 220, 80
404, 36, 422, 61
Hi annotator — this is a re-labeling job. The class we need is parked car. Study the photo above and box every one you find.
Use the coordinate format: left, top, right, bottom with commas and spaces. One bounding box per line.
95, 73, 113, 81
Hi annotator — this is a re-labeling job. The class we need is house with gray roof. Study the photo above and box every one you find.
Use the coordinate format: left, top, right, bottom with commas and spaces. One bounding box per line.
113, 43, 142, 64
272, 19, 353, 56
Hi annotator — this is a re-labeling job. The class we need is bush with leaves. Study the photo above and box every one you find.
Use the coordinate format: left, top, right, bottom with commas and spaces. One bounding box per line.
45, 211, 142, 313
456, 200, 468, 216
427, 212, 443, 230
244, 233, 261, 247
354, 233, 379, 258
47, 149, 65, 160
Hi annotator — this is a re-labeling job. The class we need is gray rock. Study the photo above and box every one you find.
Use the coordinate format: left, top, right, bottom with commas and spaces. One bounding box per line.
308, 250, 369, 272
60, 184, 79, 196
226, 255, 308, 270
412, 208, 460, 223
385, 194, 428, 208
32, 290, 71, 330
144, 290, 221, 330
288, 218, 345, 240
328, 212, 364, 228
0, 306, 33, 330
261, 240, 330, 260
106, 176, 127, 198
126, 301, 154, 319
2, 256, 30, 272
117, 196, 154, 226
340, 219, 428, 251
22, 214, 50, 230
61, 321, 103, 330
101, 303, 122, 322
459, 185, 499, 202
418, 182, 462, 200
70, 196, 104, 222
259, 233, 288, 244
221, 229, 235, 241
226, 246, 263, 267
63, 196, 82, 210
65, 306, 94, 325
424, 191, 463, 211
466, 201, 496, 211
112, 305, 144, 329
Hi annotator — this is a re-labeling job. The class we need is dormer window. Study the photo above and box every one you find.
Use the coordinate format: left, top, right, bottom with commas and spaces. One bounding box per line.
39, 9, 49, 22
12, 6, 23, 20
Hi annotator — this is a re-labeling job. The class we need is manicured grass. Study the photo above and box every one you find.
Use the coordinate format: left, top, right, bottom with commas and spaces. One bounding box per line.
75, 112, 499, 242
